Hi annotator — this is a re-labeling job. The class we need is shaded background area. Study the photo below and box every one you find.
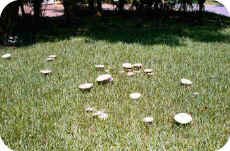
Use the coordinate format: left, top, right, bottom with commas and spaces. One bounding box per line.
13, 11, 230, 47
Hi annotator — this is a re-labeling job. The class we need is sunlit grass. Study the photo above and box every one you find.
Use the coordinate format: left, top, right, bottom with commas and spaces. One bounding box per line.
0, 16, 229, 150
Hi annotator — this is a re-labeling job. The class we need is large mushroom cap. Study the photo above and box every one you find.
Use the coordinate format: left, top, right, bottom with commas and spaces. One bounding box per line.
96, 74, 113, 83
181, 78, 192, 86
174, 113, 192, 124
129, 92, 141, 100
1, 53, 11, 59
79, 83, 93, 91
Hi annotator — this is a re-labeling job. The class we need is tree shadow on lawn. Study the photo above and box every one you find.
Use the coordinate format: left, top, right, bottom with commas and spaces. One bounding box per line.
15, 11, 230, 47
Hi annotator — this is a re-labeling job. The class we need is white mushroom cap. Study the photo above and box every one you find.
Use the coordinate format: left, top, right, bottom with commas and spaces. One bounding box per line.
40, 69, 52, 75
143, 116, 153, 124
1, 53, 11, 59
192, 92, 199, 96
48, 55, 57, 58
92, 111, 108, 120
144, 68, 153, 73
79, 83, 93, 91
98, 112, 108, 120
174, 113, 192, 124
122, 63, 132, 69
92, 111, 104, 117
218, 137, 230, 151
129, 92, 141, 100
46, 57, 55, 61
181, 78, 192, 86
96, 74, 113, 83
95, 64, 105, 70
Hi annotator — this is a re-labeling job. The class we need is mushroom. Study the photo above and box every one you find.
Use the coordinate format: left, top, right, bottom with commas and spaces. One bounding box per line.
46, 57, 55, 61
79, 83, 93, 91
95, 64, 105, 71
92, 111, 108, 120
1, 53, 11, 59
181, 78, 192, 86
96, 74, 113, 84
48, 55, 57, 58
133, 63, 143, 70
143, 116, 153, 124
143, 68, 153, 74
129, 92, 141, 100
174, 113, 192, 125
192, 92, 199, 97
40, 69, 52, 75
122, 63, 132, 71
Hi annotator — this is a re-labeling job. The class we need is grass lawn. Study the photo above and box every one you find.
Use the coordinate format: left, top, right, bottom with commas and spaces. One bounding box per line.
0, 14, 230, 150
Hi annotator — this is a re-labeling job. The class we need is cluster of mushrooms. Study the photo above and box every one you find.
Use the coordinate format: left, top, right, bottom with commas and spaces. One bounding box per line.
1, 53, 229, 151
1, 53, 193, 124
78, 62, 194, 125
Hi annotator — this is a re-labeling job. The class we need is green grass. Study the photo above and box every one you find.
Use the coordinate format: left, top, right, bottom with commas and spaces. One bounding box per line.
0, 15, 230, 150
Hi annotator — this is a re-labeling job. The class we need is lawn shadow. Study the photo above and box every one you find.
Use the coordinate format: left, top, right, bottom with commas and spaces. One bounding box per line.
10, 11, 230, 47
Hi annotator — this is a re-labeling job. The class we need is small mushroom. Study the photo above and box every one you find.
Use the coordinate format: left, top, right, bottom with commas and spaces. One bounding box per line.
92, 111, 104, 117
174, 113, 192, 125
79, 83, 93, 91
96, 74, 113, 84
122, 63, 132, 71
129, 92, 141, 100
48, 55, 57, 58
92, 110, 108, 120
46, 57, 55, 61
143, 116, 153, 124
95, 64, 105, 71
192, 92, 199, 97
1, 53, 11, 59
98, 112, 108, 120
40, 69, 52, 75
144, 68, 153, 74
181, 78, 192, 86
133, 63, 143, 70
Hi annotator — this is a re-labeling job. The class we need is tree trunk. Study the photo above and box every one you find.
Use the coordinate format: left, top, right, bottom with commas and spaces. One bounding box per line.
33, 0, 42, 23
